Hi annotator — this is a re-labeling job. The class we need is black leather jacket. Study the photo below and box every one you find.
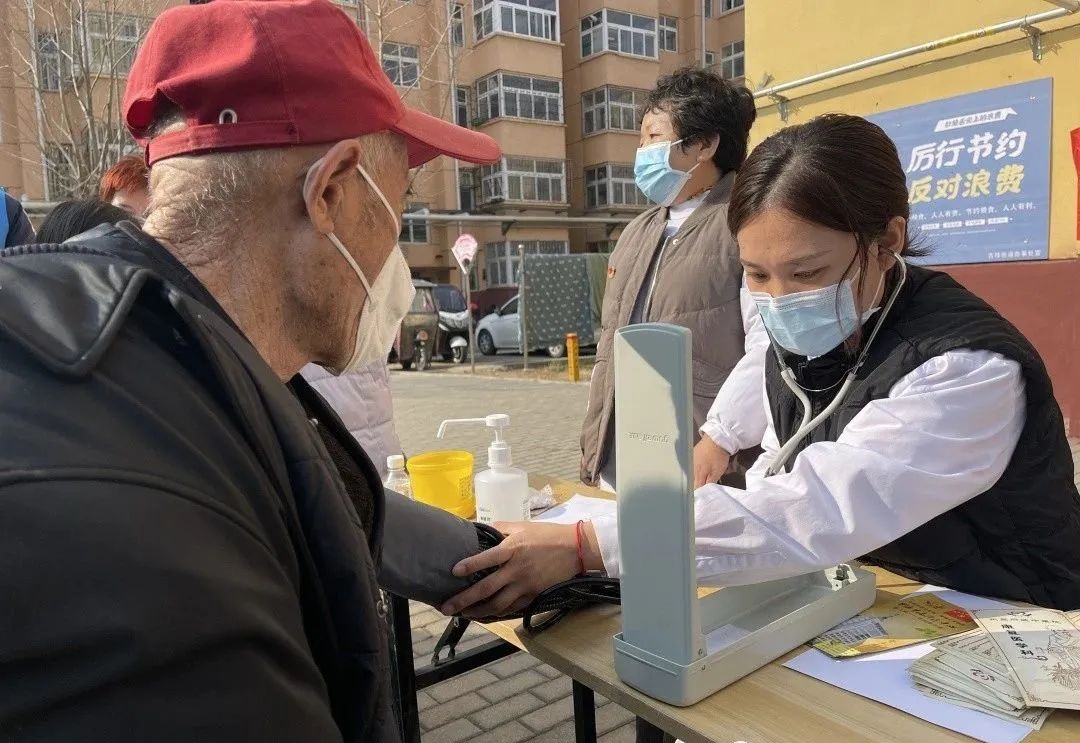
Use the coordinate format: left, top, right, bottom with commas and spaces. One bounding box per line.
0, 224, 486, 742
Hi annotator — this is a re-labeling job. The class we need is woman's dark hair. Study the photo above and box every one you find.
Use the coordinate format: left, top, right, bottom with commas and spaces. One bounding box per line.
729, 113, 927, 274
643, 67, 757, 174
36, 199, 132, 244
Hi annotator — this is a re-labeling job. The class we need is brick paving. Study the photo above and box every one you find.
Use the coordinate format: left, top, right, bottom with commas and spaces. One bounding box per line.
392, 368, 1080, 742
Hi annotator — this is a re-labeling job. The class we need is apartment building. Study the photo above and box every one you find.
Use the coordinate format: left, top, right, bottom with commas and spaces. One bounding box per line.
0, 0, 746, 290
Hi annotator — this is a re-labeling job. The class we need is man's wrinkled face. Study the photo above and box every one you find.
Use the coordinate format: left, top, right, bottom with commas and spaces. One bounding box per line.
111, 187, 149, 216
335, 143, 410, 288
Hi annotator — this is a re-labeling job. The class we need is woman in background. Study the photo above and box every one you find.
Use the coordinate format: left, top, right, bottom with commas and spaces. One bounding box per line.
580, 67, 768, 494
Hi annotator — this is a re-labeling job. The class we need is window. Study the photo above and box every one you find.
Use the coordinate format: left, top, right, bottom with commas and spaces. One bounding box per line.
484, 240, 569, 286
659, 16, 677, 52
435, 284, 467, 312
704, 50, 716, 66
381, 42, 419, 87
101, 126, 139, 165
85, 13, 145, 75
37, 32, 62, 91
474, 0, 558, 43
475, 72, 562, 124
720, 40, 745, 80
455, 86, 470, 126
585, 164, 649, 209
479, 157, 566, 204
582, 86, 646, 135
44, 143, 77, 199
399, 203, 429, 244
411, 290, 437, 313
451, 3, 465, 47
704, 0, 714, 17
722, 0, 745, 13
459, 169, 476, 211
580, 10, 656, 59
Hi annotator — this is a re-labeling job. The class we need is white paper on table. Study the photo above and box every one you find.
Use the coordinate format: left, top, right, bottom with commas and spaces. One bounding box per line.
784, 587, 1036, 743
533, 494, 616, 524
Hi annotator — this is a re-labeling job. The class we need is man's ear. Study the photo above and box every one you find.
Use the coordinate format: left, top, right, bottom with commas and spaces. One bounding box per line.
303, 139, 363, 235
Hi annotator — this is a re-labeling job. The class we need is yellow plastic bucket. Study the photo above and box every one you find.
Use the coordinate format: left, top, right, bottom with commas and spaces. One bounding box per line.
407, 450, 475, 518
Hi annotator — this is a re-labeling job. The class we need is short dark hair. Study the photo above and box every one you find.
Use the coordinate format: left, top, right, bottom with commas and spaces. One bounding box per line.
36, 199, 132, 244
643, 68, 757, 174
728, 114, 926, 263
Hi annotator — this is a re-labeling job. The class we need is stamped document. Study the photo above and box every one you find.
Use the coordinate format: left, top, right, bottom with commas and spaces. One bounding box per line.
811, 592, 976, 658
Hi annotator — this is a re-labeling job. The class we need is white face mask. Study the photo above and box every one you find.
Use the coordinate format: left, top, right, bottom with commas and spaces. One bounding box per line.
312, 160, 416, 376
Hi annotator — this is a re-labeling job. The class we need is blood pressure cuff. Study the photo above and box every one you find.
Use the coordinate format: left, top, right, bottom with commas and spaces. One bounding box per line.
377, 489, 504, 607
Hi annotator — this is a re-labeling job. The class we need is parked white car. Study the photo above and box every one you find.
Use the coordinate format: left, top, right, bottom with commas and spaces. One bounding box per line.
475, 295, 567, 358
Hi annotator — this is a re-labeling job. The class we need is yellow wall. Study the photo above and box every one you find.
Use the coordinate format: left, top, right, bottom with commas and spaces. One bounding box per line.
746, 1, 1080, 259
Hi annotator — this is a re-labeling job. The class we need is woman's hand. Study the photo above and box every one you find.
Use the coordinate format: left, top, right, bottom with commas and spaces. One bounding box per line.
439, 521, 601, 618
694, 435, 732, 488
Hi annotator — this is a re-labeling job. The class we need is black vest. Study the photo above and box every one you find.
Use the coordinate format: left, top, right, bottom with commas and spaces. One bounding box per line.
766, 264, 1080, 610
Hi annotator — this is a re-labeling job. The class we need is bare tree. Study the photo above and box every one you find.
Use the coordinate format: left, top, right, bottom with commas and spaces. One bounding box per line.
357, 0, 472, 207
2, 0, 156, 200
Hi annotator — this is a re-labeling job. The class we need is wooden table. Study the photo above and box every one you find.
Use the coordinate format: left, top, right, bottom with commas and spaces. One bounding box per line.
473, 476, 1080, 743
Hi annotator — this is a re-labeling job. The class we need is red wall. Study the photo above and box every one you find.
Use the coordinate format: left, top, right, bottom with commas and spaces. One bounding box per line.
941, 259, 1080, 435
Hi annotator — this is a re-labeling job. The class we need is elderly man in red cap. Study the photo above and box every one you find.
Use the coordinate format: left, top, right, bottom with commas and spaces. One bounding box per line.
0, 1, 504, 740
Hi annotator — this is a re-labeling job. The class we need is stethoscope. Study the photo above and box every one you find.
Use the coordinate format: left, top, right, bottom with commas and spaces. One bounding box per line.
765, 254, 909, 476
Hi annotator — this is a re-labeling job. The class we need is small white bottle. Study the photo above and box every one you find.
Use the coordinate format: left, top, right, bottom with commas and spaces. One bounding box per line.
436, 414, 530, 525
384, 454, 413, 499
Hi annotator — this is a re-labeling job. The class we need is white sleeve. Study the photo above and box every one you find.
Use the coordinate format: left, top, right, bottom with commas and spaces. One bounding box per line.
594, 350, 1025, 583
699, 282, 770, 454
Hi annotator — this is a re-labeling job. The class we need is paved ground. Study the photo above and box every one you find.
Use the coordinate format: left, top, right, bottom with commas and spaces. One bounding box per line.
405, 350, 597, 375
390, 371, 638, 743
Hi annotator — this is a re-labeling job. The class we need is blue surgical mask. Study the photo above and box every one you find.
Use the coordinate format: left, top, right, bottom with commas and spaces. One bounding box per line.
634, 139, 700, 207
751, 273, 878, 358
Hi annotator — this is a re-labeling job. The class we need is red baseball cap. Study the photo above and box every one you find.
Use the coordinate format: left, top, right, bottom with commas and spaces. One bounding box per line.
124, 0, 500, 168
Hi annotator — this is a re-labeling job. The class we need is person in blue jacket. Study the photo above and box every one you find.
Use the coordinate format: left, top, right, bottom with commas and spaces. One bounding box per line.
2, 190, 36, 247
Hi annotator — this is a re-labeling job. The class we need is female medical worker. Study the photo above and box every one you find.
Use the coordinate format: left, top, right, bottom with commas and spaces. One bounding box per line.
442, 114, 1080, 617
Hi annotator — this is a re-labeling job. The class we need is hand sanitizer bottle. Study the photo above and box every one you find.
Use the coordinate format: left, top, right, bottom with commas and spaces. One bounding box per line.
437, 414, 530, 525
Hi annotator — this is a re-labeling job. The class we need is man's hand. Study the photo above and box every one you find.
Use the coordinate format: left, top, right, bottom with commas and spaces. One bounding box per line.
439, 521, 591, 619
694, 436, 732, 489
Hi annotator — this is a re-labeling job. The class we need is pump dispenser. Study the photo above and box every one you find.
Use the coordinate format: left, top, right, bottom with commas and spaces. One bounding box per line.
437, 414, 530, 525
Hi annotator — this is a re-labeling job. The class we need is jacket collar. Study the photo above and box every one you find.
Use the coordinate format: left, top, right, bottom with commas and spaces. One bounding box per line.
107, 221, 239, 332
0, 223, 241, 377
674, 169, 736, 237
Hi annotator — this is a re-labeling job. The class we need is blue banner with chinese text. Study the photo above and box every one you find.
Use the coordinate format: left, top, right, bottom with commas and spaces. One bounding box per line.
868, 79, 1052, 265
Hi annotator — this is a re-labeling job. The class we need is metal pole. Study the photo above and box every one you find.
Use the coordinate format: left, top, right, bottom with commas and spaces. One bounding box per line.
387, 593, 421, 743
572, 681, 598, 743
464, 261, 476, 374
518, 243, 528, 371
754, 7, 1076, 101
700, 0, 707, 68
567, 333, 580, 382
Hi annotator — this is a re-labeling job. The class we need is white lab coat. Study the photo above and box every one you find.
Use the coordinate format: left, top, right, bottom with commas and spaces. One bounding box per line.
593, 348, 1026, 586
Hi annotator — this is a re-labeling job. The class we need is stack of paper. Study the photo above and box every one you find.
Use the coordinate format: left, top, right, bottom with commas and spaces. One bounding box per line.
786, 587, 1052, 743
910, 629, 1052, 729
908, 608, 1080, 731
